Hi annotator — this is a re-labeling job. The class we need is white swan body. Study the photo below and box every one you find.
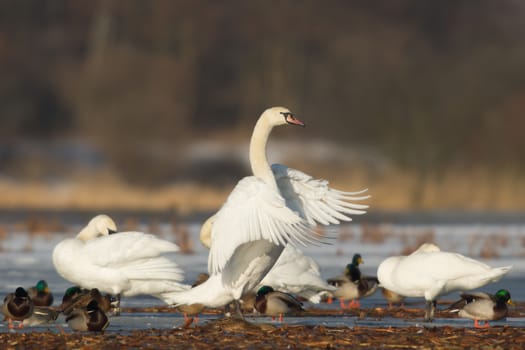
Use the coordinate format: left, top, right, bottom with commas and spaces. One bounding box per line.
162, 107, 368, 308
377, 243, 512, 320
258, 244, 336, 303
53, 215, 189, 300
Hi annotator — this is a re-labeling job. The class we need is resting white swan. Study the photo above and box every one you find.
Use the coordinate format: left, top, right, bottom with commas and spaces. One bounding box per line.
377, 243, 512, 321
160, 107, 368, 311
52, 215, 189, 313
257, 244, 336, 303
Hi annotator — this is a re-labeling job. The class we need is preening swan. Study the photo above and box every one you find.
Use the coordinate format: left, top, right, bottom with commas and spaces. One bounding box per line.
53, 215, 189, 313
377, 243, 512, 321
160, 107, 369, 312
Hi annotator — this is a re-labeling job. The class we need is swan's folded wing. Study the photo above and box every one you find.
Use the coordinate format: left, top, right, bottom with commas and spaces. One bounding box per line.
82, 232, 180, 266
208, 176, 324, 275
271, 164, 369, 226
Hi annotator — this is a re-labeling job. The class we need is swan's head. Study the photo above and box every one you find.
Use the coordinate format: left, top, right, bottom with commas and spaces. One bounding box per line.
77, 214, 118, 241
199, 214, 215, 249
411, 243, 441, 255
261, 107, 305, 127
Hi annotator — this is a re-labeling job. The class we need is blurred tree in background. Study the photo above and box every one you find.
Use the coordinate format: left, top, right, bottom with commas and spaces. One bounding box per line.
0, 0, 524, 189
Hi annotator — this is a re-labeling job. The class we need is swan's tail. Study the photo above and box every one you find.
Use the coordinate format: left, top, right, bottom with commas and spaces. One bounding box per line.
485, 265, 513, 283
464, 265, 513, 290
158, 274, 233, 308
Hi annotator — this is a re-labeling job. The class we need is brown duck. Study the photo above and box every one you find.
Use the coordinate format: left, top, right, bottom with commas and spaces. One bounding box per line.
27, 280, 54, 307
2, 287, 34, 329
66, 299, 109, 332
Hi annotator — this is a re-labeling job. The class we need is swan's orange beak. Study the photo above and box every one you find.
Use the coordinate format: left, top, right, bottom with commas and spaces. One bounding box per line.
286, 114, 305, 127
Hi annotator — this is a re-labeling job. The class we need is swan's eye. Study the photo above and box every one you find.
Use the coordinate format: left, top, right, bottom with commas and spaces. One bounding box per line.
281, 112, 305, 127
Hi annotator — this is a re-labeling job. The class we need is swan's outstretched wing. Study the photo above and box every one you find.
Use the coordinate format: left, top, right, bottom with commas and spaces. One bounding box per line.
271, 164, 369, 225
208, 176, 324, 275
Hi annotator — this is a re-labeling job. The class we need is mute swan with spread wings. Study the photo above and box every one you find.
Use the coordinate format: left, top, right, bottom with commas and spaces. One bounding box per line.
53, 215, 189, 313
161, 107, 368, 312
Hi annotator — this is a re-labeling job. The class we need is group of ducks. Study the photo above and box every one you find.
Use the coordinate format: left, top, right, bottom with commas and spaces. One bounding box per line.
1, 107, 516, 331
2, 244, 513, 331
2, 281, 112, 331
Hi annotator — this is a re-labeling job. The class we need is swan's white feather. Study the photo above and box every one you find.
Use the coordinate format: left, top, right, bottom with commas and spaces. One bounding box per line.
82, 232, 179, 265
377, 247, 512, 301
272, 164, 369, 226
208, 176, 320, 275
167, 107, 369, 308
259, 244, 335, 303
53, 229, 186, 297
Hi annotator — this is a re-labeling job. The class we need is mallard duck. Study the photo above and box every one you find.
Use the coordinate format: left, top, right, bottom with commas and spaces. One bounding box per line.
346, 253, 363, 281
254, 286, 304, 322
60, 287, 115, 315
66, 299, 109, 332
2, 287, 34, 329
60, 286, 87, 313
327, 253, 378, 309
377, 243, 512, 321
53, 214, 188, 315
258, 244, 336, 303
22, 306, 60, 326
448, 289, 513, 328
381, 287, 405, 308
28, 280, 54, 307
329, 276, 379, 309
160, 107, 368, 316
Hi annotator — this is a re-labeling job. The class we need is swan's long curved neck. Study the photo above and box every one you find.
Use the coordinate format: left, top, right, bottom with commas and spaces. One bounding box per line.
76, 226, 94, 241
249, 117, 278, 190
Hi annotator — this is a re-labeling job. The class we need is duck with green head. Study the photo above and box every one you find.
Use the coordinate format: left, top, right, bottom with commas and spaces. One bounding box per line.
449, 289, 513, 328
327, 253, 378, 309
2, 287, 34, 329
66, 299, 109, 332
28, 280, 54, 307
254, 286, 304, 322
346, 254, 363, 282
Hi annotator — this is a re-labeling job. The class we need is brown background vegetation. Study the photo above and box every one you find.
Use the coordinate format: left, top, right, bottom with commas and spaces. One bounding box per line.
1, 0, 525, 211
